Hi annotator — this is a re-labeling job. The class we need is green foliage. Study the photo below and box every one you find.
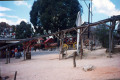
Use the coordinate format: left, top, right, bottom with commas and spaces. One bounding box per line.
30, 0, 82, 35
117, 22, 120, 34
11, 25, 16, 33
0, 22, 10, 34
15, 21, 33, 39
95, 24, 109, 48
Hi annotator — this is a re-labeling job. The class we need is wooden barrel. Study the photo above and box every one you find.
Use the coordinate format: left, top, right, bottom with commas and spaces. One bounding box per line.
26, 52, 31, 59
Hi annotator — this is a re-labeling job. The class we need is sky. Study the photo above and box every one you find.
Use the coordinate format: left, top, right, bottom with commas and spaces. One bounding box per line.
0, 0, 120, 26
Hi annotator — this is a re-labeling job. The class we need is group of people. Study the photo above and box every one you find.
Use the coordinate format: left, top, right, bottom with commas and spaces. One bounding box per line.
11, 47, 23, 58
0, 46, 24, 58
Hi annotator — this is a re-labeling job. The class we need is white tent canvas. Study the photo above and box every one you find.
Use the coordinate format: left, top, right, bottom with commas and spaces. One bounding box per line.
76, 11, 82, 54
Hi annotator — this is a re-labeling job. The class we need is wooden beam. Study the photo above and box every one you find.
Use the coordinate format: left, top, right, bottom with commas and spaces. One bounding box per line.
80, 25, 89, 36
53, 34, 60, 40
73, 27, 78, 32
103, 23, 110, 27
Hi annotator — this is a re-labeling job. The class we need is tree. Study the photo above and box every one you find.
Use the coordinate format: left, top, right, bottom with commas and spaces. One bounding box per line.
0, 22, 10, 35
30, 0, 82, 35
95, 24, 109, 48
11, 25, 16, 33
15, 21, 33, 39
117, 22, 120, 35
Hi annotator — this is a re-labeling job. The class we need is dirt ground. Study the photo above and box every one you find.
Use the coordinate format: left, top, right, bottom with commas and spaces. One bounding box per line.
1, 48, 120, 80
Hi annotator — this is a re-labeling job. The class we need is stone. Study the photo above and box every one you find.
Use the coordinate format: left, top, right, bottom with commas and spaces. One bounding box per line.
82, 65, 94, 72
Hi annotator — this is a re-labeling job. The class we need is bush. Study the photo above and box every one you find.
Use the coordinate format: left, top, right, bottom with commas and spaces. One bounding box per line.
95, 24, 109, 48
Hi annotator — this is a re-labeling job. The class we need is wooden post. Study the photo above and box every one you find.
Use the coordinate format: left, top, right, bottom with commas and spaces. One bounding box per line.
109, 21, 116, 57
111, 21, 116, 52
14, 71, 17, 80
6, 48, 8, 64
80, 28, 83, 59
73, 51, 77, 67
59, 39, 62, 60
88, 3, 90, 39
111, 29, 113, 53
111, 32, 114, 52
8, 48, 10, 63
59, 39, 64, 59
61, 39, 64, 59
59, 32, 64, 59
109, 23, 112, 58
0, 67, 1, 78
59, 36, 63, 59
61, 38, 64, 58
24, 49, 26, 60
8, 51, 10, 63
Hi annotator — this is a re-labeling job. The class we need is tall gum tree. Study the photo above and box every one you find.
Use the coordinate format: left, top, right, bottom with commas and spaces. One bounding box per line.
30, 0, 82, 35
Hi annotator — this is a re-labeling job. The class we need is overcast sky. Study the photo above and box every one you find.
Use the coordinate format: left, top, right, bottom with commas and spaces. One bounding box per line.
0, 0, 120, 25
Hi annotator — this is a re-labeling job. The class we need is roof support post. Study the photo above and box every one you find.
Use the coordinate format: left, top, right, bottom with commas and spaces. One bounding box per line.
108, 20, 116, 57
8, 47, 10, 63
59, 32, 65, 59
5, 48, 8, 64
23, 49, 26, 61
80, 28, 83, 59
111, 20, 116, 53
109, 23, 112, 58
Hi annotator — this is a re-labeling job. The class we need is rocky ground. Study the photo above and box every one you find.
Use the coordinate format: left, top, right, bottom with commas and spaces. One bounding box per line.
0, 48, 120, 80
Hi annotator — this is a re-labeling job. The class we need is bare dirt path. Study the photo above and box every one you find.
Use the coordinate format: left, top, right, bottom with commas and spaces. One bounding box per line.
1, 49, 120, 80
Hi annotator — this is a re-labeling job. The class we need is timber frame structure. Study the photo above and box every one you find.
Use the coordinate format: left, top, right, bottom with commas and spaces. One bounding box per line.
0, 15, 120, 59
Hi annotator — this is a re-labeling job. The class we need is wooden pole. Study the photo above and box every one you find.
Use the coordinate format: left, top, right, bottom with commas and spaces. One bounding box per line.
6, 48, 8, 64
59, 33, 63, 59
7, 47, 10, 63
24, 49, 26, 60
80, 28, 83, 59
59, 32, 65, 59
111, 21, 116, 52
73, 51, 77, 67
111, 28, 113, 53
61, 39, 64, 59
59, 39, 62, 60
91, 0, 92, 23
8, 48, 10, 63
88, 3, 90, 38
108, 21, 116, 57
109, 23, 112, 58
14, 71, 17, 80
111, 31, 114, 52
61, 33, 64, 59
0, 67, 1, 78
